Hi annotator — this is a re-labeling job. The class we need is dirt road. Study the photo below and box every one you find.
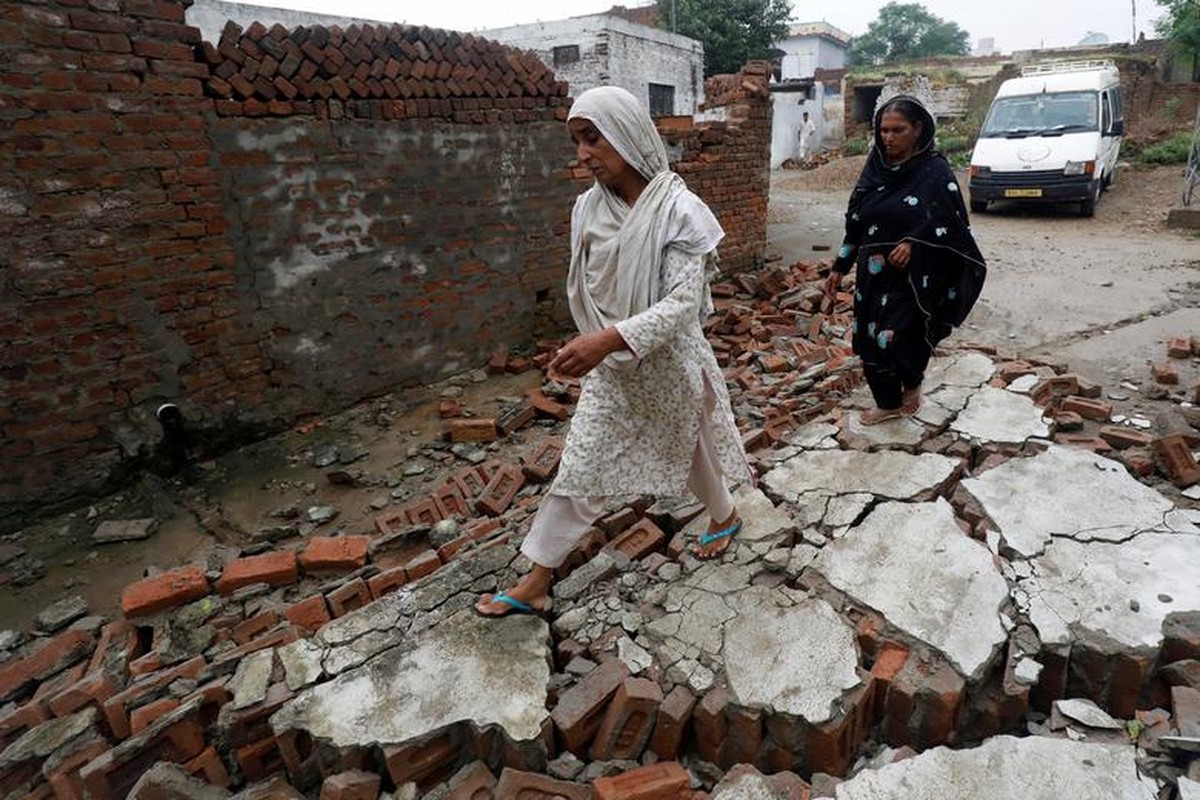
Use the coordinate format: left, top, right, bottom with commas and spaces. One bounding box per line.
768, 160, 1200, 389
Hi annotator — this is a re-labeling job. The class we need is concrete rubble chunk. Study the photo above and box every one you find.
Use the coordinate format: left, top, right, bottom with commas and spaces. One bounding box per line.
92, 517, 157, 543
962, 445, 1178, 557
682, 486, 793, 547
0, 707, 97, 772
279, 637, 327, 691
764, 449, 960, 502
272, 608, 551, 747
128, 762, 233, 799
1053, 698, 1121, 730
554, 551, 617, 601
34, 594, 89, 633
924, 351, 997, 391
950, 386, 1051, 443
815, 499, 1009, 680
1180, 777, 1200, 800
230, 648, 275, 709
723, 597, 860, 723
1022, 534, 1200, 650
834, 736, 1156, 799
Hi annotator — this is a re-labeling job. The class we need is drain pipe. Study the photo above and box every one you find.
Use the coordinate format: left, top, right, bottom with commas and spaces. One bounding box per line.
155, 402, 188, 469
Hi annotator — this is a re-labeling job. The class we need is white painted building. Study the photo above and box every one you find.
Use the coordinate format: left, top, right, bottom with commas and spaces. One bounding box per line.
774, 21, 850, 81
768, 22, 851, 167
482, 14, 705, 116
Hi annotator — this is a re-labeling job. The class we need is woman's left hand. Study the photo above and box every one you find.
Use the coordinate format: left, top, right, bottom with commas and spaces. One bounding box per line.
549, 328, 627, 378
888, 241, 912, 269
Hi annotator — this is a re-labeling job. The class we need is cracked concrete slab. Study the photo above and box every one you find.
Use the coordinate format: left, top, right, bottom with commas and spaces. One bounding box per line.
914, 384, 973, 427
724, 597, 860, 723
924, 351, 996, 391
272, 609, 551, 747
1021, 533, 1200, 650
844, 413, 926, 446
764, 450, 961, 503
814, 499, 1008, 680
833, 735, 1156, 800
950, 386, 1050, 443
961, 445, 1178, 557
679, 487, 794, 548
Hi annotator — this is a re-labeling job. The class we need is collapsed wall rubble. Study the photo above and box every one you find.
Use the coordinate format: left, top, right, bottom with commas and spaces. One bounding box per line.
1, 259, 1199, 798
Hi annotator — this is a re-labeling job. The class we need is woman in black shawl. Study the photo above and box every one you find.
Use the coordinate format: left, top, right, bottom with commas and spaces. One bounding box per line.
823, 95, 986, 425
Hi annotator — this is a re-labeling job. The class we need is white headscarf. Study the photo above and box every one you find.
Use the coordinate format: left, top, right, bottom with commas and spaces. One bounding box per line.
566, 86, 724, 367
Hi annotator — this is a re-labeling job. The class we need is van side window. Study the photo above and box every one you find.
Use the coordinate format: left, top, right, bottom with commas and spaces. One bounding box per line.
1101, 92, 1112, 133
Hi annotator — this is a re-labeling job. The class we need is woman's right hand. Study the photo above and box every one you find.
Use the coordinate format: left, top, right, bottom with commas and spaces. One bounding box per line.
822, 272, 841, 313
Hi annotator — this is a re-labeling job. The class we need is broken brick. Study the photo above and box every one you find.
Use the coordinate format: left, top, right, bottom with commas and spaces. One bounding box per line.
476, 464, 525, 517
603, 518, 665, 562
1098, 425, 1153, 450
647, 684, 695, 761
366, 566, 409, 599
121, 566, 211, 618
448, 418, 498, 443
522, 437, 564, 482
590, 677, 663, 761
592, 762, 689, 800
1153, 433, 1200, 487
319, 769, 381, 800
404, 550, 440, 581
326, 578, 372, 617
526, 389, 569, 421
496, 401, 536, 436
1059, 395, 1112, 422
299, 536, 370, 574
1168, 337, 1192, 358
1151, 361, 1180, 385
216, 551, 298, 594
0, 629, 93, 703
692, 686, 730, 764
494, 768, 592, 800
551, 658, 628, 754
284, 594, 331, 633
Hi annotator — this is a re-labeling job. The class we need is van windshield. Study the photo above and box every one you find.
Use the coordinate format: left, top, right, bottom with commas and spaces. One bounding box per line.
980, 91, 1099, 138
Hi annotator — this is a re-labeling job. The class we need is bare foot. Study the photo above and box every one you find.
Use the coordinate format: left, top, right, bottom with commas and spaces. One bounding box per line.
689, 510, 742, 561
475, 569, 551, 618
901, 387, 922, 415
859, 407, 904, 426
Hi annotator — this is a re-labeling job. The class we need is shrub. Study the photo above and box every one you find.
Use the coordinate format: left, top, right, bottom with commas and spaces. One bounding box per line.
1139, 131, 1195, 164
842, 136, 869, 156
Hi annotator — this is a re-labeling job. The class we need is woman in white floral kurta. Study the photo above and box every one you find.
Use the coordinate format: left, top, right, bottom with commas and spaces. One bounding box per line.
476, 86, 752, 619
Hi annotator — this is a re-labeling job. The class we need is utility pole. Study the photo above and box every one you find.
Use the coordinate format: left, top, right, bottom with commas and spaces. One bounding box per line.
671, 0, 676, 32
1131, 0, 1136, 43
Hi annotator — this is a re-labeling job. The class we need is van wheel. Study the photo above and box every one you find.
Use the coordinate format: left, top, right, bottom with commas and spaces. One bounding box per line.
970, 200, 987, 213
1080, 183, 1100, 217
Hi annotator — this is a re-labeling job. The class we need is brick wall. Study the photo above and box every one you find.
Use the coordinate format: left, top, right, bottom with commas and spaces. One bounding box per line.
0, 6, 772, 530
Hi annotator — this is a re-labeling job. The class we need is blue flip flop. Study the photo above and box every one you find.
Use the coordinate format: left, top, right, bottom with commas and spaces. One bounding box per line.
475, 591, 547, 619
693, 519, 743, 559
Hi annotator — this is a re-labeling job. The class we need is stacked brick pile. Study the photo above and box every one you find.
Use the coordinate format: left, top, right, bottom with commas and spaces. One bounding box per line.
201, 20, 569, 121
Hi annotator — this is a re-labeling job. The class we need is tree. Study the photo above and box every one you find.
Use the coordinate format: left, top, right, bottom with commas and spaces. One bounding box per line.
847, 2, 970, 66
656, 0, 793, 77
1155, 0, 1200, 81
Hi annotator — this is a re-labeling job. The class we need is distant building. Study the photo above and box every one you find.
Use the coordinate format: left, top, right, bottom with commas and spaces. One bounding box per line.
1078, 32, 1111, 47
773, 21, 851, 81
481, 14, 705, 116
974, 37, 998, 56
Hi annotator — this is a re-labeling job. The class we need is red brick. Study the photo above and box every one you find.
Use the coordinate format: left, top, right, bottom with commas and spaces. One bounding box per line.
1098, 426, 1154, 450
128, 650, 164, 677
366, 566, 409, 599
1059, 395, 1113, 422
382, 727, 462, 789
496, 401, 536, 436
326, 578, 371, 617
431, 483, 470, 518
0, 700, 50, 750
403, 497, 443, 526
121, 565, 210, 618
526, 389, 568, 421
603, 518, 665, 562
493, 767, 591, 799
232, 611, 280, 645
130, 697, 180, 733
647, 685, 695, 761
405, 550, 440, 581
476, 464, 525, 517
551, 659, 628, 753
102, 655, 206, 739
320, 768, 381, 800
884, 657, 964, 749
46, 739, 109, 800
590, 677, 662, 761
522, 437, 564, 482
691, 686, 729, 764
487, 350, 508, 374
216, 551, 298, 594
374, 509, 412, 536
807, 675, 876, 775
0, 629, 94, 703
1153, 433, 1200, 487
592, 762, 689, 800
722, 704, 763, 766
448, 418, 498, 443
284, 594, 331, 633
1030, 375, 1079, 407
81, 699, 207, 800
439, 399, 463, 418
1151, 362, 1180, 385
184, 744, 231, 788
235, 736, 286, 783
299, 536, 370, 574
436, 534, 471, 563
1168, 337, 1192, 358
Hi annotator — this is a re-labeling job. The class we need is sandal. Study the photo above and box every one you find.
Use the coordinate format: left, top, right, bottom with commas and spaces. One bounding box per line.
690, 518, 742, 561
474, 591, 549, 620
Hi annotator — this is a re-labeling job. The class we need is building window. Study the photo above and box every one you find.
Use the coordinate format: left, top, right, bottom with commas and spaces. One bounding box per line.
648, 83, 675, 117
553, 45, 580, 66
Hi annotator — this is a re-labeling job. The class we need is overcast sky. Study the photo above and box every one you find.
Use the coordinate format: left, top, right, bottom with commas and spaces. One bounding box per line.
253, 0, 1164, 54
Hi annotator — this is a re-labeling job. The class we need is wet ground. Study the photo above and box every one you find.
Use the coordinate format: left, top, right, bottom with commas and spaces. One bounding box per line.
4, 159, 1200, 635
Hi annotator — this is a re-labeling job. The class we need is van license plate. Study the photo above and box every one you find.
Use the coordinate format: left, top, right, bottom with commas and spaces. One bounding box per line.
1005, 188, 1043, 198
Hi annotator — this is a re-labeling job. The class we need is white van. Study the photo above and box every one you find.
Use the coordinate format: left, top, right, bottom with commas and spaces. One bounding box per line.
968, 60, 1124, 217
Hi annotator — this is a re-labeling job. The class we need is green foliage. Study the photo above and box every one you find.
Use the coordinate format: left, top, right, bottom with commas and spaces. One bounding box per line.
656, 0, 792, 77
1139, 131, 1194, 164
842, 136, 869, 156
847, 2, 970, 66
1163, 96, 1183, 120
1156, 0, 1200, 80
